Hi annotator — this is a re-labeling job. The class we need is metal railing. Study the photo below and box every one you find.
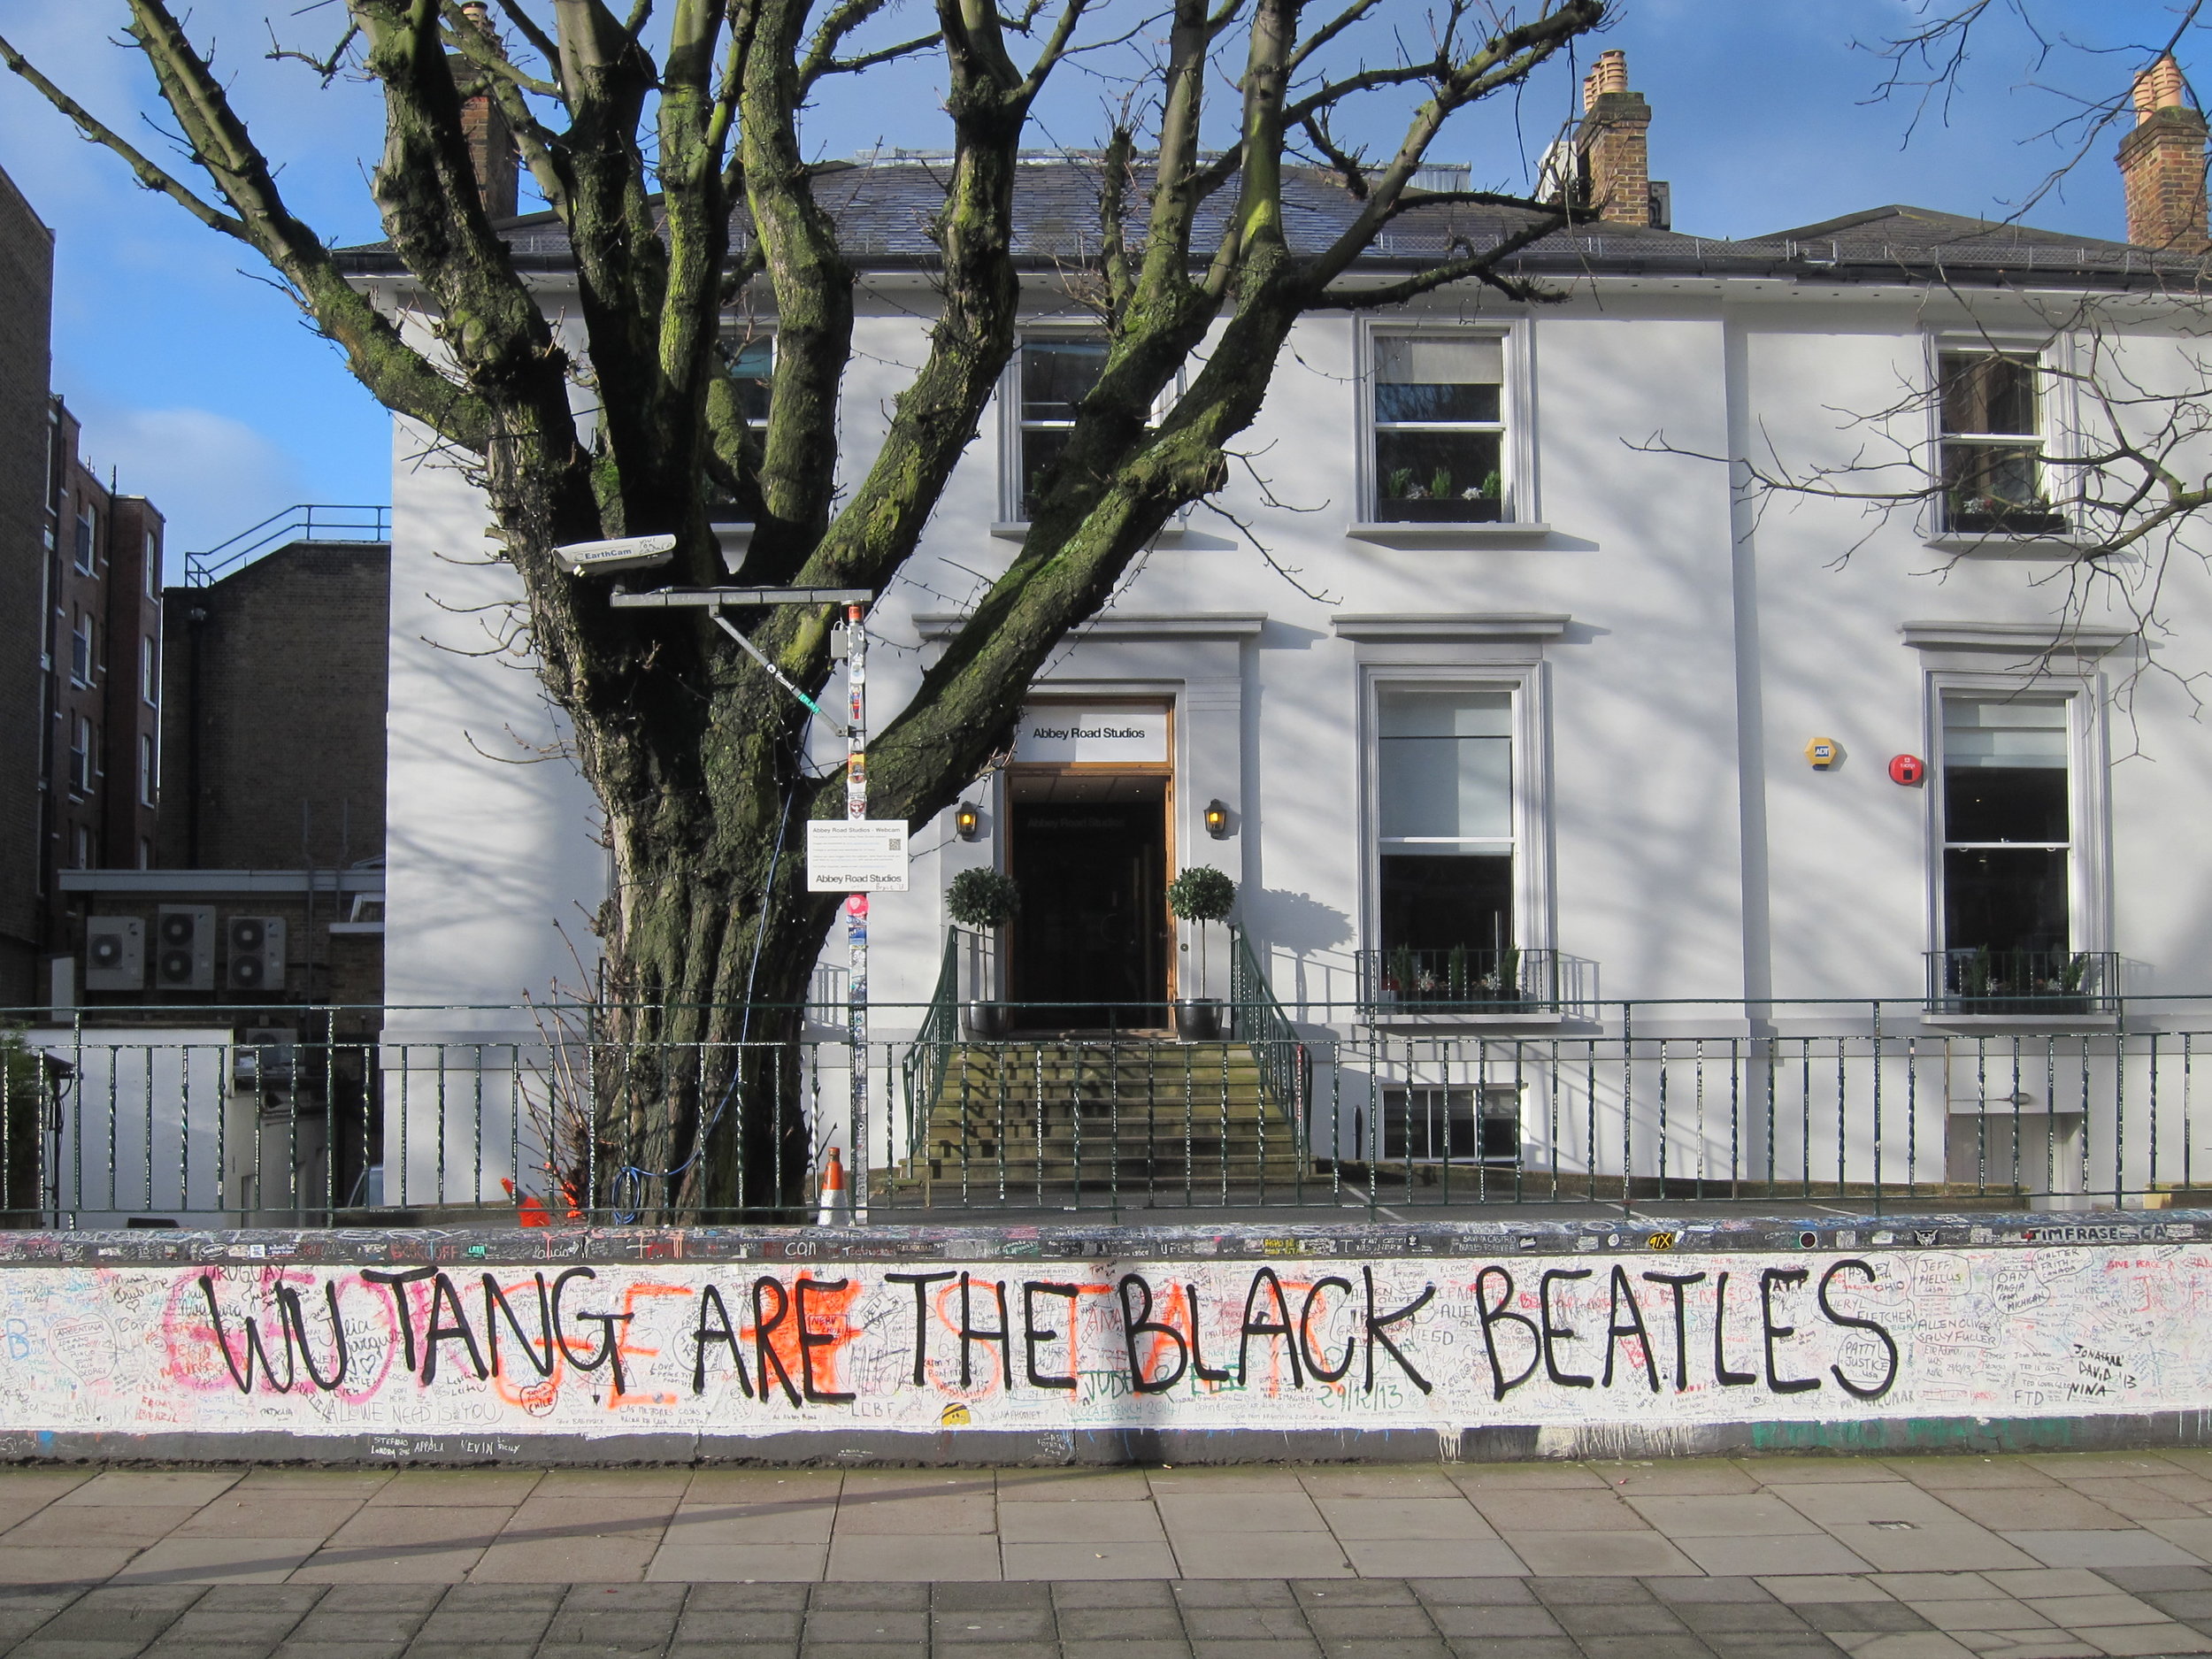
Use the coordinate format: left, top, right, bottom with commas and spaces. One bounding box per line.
11, 995, 2212, 1223
1355, 946, 1592, 1014
899, 933, 961, 1151
1926, 949, 2121, 1016
184, 503, 392, 587
1231, 924, 1309, 1128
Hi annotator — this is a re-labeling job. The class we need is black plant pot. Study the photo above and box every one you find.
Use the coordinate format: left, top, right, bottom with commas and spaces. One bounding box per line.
963, 1001, 1011, 1041
1172, 998, 1225, 1041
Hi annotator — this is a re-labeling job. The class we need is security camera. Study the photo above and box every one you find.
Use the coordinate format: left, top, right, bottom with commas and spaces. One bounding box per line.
557, 534, 678, 577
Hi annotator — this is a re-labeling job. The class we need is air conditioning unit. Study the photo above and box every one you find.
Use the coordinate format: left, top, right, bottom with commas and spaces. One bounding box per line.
226, 916, 286, 991
153, 905, 214, 991
83, 917, 145, 992
233, 1025, 299, 1092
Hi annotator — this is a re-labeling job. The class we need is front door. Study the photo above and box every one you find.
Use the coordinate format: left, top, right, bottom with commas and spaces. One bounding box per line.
1008, 781, 1168, 1029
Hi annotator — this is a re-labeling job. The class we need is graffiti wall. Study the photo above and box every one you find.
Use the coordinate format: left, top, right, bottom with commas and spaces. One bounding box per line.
0, 1219, 2205, 1448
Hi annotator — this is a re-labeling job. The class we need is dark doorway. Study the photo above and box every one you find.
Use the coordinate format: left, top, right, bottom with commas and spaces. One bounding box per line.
1008, 779, 1167, 1029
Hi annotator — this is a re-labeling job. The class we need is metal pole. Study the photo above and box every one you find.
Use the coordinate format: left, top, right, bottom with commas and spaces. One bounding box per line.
845, 603, 869, 1223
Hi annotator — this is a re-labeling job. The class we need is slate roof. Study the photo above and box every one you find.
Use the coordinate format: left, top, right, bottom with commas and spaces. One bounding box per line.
332, 158, 2211, 291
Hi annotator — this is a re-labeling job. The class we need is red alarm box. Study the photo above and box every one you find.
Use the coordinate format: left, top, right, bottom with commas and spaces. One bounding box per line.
1889, 754, 1925, 786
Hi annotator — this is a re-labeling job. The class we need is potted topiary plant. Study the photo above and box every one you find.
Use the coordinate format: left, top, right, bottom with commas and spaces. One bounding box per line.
946, 867, 1019, 1038
1166, 864, 1237, 1041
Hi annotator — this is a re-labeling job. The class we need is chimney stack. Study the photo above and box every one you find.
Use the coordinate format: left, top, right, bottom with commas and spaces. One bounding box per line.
452, 2, 518, 220
1574, 50, 1659, 227
2117, 55, 2208, 251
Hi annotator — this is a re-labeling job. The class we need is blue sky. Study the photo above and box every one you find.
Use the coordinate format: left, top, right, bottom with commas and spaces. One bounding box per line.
0, 0, 2188, 571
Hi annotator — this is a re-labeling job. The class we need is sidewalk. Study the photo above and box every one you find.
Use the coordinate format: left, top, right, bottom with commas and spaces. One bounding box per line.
5, 1454, 2212, 1655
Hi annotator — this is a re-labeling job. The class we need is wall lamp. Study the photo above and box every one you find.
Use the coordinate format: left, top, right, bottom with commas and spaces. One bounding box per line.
1203, 799, 1232, 839
955, 803, 982, 841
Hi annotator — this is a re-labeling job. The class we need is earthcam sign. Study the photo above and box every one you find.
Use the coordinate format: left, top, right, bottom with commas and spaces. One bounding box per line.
1013, 705, 1168, 765
0, 1242, 2204, 1441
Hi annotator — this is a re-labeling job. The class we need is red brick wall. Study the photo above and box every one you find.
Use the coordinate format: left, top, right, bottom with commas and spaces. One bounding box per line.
0, 167, 54, 1004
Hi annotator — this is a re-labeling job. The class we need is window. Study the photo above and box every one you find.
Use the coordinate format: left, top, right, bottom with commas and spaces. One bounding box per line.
1374, 687, 1515, 998
70, 611, 92, 687
138, 837, 151, 871
138, 733, 156, 808
1370, 334, 1507, 523
1014, 336, 1108, 521
69, 717, 94, 795
73, 504, 95, 573
141, 637, 157, 706
144, 531, 160, 598
1938, 350, 2066, 534
72, 825, 89, 871
718, 329, 773, 432
1379, 1086, 1520, 1164
1940, 694, 2072, 981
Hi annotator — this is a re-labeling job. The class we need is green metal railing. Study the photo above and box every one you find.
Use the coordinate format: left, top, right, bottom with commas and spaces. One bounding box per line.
1231, 925, 1309, 1133
899, 933, 961, 1148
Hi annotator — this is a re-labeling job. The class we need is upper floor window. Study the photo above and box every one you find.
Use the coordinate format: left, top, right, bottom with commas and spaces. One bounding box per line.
69, 717, 94, 795
138, 733, 156, 808
70, 611, 92, 687
73, 504, 96, 573
141, 637, 157, 707
144, 531, 160, 598
1370, 334, 1507, 523
719, 330, 773, 433
1015, 336, 1108, 521
1938, 350, 2066, 534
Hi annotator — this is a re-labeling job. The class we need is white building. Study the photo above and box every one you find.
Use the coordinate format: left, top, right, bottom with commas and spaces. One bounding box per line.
352, 57, 2212, 1208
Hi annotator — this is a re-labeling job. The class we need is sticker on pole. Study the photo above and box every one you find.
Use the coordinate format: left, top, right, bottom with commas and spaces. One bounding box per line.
807, 820, 910, 891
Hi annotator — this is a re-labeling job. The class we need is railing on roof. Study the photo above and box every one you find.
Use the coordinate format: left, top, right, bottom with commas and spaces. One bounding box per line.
184, 504, 392, 588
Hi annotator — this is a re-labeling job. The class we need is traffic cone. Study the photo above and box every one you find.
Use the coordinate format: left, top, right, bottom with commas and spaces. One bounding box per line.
816, 1147, 850, 1225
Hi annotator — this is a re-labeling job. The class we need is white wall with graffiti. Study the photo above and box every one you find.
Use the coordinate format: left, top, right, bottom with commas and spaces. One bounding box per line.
1, 1240, 2203, 1446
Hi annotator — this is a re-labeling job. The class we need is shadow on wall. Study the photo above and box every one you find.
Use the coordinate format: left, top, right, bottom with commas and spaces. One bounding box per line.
1245, 887, 1353, 1013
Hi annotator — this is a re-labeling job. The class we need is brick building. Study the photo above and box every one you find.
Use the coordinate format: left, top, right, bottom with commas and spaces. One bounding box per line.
41, 402, 164, 927
0, 166, 54, 1005
158, 537, 388, 873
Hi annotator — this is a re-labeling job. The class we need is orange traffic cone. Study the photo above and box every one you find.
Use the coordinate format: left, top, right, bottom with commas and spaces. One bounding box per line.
816, 1147, 849, 1225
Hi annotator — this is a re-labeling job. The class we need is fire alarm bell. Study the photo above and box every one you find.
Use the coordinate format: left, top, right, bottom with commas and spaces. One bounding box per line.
1889, 754, 1926, 786
1804, 736, 1839, 770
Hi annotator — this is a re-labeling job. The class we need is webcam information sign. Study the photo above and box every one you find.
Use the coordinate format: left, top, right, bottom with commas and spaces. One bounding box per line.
807, 820, 910, 892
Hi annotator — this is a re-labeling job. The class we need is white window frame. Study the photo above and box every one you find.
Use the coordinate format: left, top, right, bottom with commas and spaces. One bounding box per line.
1357, 662, 1555, 961
141, 636, 157, 707
717, 322, 775, 435
69, 716, 94, 797
1925, 332, 2082, 543
73, 503, 96, 574
1924, 671, 2110, 958
1354, 319, 1536, 537
69, 611, 92, 687
999, 329, 1111, 527
144, 531, 160, 599
138, 732, 156, 808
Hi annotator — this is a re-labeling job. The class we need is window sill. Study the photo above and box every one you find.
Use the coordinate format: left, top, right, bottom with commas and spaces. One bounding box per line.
1923, 533, 2089, 558
327, 921, 385, 936
1348, 522, 1551, 549
1361, 1010, 1575, 1031
1921, 1011, 2120, 1033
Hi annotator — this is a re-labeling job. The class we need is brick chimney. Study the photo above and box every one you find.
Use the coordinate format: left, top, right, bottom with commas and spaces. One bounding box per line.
1574, 50, 1656, 227
451, 1, 518, 220
2117, 55, 2208, 251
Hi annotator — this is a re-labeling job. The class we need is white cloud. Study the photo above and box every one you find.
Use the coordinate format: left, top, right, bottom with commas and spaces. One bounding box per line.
65, 402, 308, 577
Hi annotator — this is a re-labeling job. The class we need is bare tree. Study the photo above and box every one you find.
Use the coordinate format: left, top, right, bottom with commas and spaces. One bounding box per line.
2, 0, 1606, 1215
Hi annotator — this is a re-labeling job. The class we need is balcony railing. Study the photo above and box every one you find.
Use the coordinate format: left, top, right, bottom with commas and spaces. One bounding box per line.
1355, 947, 1588, 1015
1925, 949, 2120, 1016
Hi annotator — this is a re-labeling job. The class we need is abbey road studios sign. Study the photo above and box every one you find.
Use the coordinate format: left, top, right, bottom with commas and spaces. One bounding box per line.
1014, 705, 1169, 764
807, 820, 910, 891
